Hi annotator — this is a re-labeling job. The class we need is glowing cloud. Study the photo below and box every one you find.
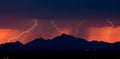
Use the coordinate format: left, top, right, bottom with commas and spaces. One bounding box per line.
87, 27, 112, 42
0, 29, 19, 44
61, 28, 72, 34
107, 19, 118, 42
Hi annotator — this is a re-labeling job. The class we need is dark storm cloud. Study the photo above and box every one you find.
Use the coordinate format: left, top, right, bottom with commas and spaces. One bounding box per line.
0, 0, 120, 19
0, 0, 120, 43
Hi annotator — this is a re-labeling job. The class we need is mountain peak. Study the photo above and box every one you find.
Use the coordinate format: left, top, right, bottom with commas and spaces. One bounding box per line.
1, 34, 120, 51
61, 33, 67, 35
59, 33, 74, 38
14, 41, 23, 45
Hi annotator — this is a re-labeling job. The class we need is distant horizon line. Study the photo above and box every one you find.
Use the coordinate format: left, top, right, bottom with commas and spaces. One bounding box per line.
1, 33, 116, 45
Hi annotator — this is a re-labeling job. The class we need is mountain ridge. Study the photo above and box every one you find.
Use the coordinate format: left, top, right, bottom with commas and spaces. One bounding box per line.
0, 33, 120, 51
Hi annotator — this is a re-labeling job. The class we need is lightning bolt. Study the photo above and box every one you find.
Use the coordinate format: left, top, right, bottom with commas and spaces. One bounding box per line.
107, 19, 115, 28
7, 19, 38, 42
75, 20, 84, 36
107, 19, 115, 42
50, 20, 63, 34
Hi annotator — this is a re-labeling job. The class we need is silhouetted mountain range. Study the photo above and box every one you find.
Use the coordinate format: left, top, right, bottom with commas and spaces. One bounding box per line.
0, 34, 120, 51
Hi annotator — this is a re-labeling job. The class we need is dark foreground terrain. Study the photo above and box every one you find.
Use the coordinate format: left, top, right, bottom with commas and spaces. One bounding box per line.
0, 51, 120, 59
1, 34, 120, 59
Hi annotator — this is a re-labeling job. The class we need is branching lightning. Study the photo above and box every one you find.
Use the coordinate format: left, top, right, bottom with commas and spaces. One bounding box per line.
75, 20, 84, 36
50, 20, 63, 34
7, 19, 38, 42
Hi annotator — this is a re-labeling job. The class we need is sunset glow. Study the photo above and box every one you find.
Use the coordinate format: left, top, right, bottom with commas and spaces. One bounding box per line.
1, 25, 120, 44
0, 29, 20, 44
87, 27, 120, 43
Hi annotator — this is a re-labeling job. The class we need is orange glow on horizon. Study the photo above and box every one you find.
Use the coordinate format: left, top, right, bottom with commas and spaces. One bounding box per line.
61, 28, 72, 35
0, 29, 20, 44
87, 27, 120, 43
0, 29, 37, 44
1, 26, 120, 44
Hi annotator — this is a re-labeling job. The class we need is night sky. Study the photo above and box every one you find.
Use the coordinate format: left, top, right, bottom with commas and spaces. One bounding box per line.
0, 0, 120, 44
